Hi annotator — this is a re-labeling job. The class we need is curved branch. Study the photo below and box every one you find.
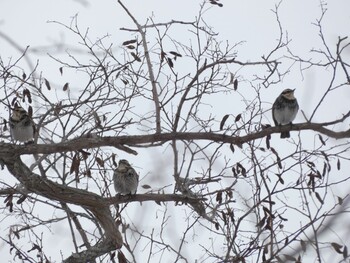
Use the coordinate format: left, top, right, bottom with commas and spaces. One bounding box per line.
3, 116, 350, 157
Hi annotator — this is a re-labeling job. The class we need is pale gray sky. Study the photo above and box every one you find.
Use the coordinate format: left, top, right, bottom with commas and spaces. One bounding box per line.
1, 0, 350, 262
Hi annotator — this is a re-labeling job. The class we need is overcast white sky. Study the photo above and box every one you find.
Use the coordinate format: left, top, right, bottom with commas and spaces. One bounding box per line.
1, 0, 350, 262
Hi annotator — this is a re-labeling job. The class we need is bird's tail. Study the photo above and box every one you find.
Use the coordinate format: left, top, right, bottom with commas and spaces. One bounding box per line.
280, 131, 290, 138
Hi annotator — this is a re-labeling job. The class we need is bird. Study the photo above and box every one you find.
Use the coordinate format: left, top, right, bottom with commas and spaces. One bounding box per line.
272, 88, 299, 138
113, 159, 139, 195
9, 105, 36, 143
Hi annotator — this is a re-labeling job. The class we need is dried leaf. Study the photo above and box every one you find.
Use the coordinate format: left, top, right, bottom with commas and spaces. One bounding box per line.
167, 57, 174, 68
278, 214, 288, 221
331, 242, 343, 254
233, 79, 238, 90
142, 184, 151, 189
130, 52, 141, 62
215, 222, 219, 230
257, 216, 266, 228
122, 39, 137, 46
343, 245, 348, 259
209, 0, 223, 7
232, 166, 237, 177
315, 192, 324, 205
337, 158, 341, 170
216, 191, 223, 204
4, 194, 13, 204
44, 78, 51, 90
3, 119, 8, 132
59, 67, 63, 75
22, 72, 27, 80
16, 195, 27, 204
70, 153, 80, 175
63, 82, 69, 91
27, 89, 32, 103
79, 149, 91, 160
85, 169, 92, 178
28, 106, 33, 118
322, 162, 327, 177
126, 45, 135, 49
160, 51, 166, 63
11, 97, 17, 106
230, 143, 235, 154
169, 51, 182, 57
338, 196, 343, 205
300, 240, 307, 252
112, 153, 118, 167
318, 134, 326, 146
95, 157, 104, 167
220, 114, 230, 130
235, 114, 241, 122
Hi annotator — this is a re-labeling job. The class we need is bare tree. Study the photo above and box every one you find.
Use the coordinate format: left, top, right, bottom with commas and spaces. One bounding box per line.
1, 1, 350, 262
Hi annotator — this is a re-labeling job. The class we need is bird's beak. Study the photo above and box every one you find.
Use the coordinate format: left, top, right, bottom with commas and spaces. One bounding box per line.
292, 88, 296, 92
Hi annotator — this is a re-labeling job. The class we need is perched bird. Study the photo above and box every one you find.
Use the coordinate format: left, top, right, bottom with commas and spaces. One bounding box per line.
272, 88, 299, 138
113, 159, 139, 195
9, 105, 36, 143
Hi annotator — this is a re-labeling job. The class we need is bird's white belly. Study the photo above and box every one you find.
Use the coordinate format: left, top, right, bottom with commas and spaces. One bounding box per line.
11, 125, 33, 142
274, 108, 297, 125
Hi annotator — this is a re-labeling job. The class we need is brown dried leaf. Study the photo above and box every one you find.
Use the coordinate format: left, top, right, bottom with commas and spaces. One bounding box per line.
300, 240, 307, 252
70, 153, 80, 175
167, 57, 174, 68
343, 245, 348, 259
169, 51, 182, 57
44, 78, 51, 90
95, 157, 104, 167
142, 184, 151, 189
338, 196, 343, 205
59, 67, 63, 75
16, 195, 27, 205
337, 158, 341, 170
85, 169, 92, 178
79, 149, 91, 160
278, 214, 288, 221
11, 97, 17, 106
318, 134, 326, 146
126, 45, 135, 49
235, 113, 241, 122
216, 191, 223, 204
28, 106, 33, 118
331, 242, 343, 254
22, 72, 27, 80
215, 222, 219, 230
220, 114, 230, 130
112, 153, 118, 167
230, 143, 235, 154
131, 52, 141, 62
315, 192, 324, 205
63, 82, 69, 91
122, 39, 137, 46
233, 79, 238, 91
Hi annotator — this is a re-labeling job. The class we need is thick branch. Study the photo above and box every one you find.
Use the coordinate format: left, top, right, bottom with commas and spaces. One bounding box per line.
3, 119, 350, 156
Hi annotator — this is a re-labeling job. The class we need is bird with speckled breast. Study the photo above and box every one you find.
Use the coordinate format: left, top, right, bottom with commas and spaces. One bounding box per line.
113, 159, 139, 195
9, 105, 36, 143
272, 89, 299, 138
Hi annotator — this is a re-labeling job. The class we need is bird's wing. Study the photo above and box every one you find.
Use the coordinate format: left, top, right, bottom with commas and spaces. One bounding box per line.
272, 101, 279, 126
